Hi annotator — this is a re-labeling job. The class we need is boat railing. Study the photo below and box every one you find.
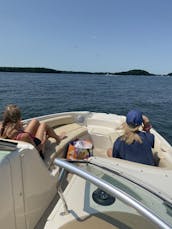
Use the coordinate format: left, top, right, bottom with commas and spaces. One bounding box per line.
54, 158, 171, 229
56, 168, 69, 215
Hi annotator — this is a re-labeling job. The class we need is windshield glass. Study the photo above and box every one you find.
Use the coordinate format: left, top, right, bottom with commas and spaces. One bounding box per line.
78, 162, 172, 228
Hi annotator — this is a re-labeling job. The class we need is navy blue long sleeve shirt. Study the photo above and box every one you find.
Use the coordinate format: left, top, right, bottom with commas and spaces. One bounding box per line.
112, 131, 155, 165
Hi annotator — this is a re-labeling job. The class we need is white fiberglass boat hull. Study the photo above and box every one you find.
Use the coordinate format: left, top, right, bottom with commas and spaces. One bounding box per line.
0, 111, 171, 229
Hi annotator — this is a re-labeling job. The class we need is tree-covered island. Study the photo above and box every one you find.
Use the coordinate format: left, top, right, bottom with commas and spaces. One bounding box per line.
0, 67, 62, 73
0, 67, 170, 76
111, 69, 154, 76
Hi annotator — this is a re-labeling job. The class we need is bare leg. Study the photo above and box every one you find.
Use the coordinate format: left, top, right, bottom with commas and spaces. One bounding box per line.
24, 119, 40, 136
34, 122, 64, 144
107, 148, 113, 157
34, 123, 46, 142
24, 121, 65, 159
45, 124, 65, 143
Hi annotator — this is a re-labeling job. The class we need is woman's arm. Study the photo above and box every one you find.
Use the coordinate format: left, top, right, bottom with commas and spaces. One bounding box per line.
142, 115, 152, 132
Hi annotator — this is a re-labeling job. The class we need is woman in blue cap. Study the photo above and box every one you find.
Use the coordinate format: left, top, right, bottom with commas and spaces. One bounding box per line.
107, 110, 155, 165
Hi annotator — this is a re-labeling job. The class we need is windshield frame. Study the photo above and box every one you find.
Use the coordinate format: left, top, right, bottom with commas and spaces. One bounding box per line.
55, 159, 172, 229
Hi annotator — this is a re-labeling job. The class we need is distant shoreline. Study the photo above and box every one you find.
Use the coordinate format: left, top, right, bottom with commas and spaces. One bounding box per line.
0, 67, 171, 76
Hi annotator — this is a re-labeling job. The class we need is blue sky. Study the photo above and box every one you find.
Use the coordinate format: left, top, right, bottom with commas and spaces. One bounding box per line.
0, 0, 172, 74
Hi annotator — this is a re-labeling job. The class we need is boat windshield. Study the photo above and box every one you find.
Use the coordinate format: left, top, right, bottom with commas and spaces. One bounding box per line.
0, 140, 18, 162
84, 162, 172, 227
55, 159, 172, 229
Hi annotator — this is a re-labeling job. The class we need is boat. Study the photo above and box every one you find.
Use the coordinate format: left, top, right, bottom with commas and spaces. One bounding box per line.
0, 111, 172, 229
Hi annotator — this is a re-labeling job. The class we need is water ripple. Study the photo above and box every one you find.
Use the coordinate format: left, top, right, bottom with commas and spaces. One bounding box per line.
0, 72, 171, 144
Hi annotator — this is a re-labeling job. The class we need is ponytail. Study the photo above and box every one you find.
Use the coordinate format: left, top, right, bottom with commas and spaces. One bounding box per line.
120, 122, 142, 144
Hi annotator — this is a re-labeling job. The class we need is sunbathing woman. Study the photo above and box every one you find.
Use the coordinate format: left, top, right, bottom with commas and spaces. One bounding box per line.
0, 104, 66, 159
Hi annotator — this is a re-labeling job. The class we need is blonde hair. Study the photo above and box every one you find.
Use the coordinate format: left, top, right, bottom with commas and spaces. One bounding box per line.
0, 104, 21, 137
120, 122, 142, 145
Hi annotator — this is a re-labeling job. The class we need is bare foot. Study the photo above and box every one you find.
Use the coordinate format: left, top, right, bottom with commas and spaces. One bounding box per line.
59, 131, 67, 140
56, 131, 67, 144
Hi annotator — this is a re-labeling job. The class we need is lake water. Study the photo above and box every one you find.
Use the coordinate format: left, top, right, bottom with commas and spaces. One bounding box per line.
0, 72, 172, 144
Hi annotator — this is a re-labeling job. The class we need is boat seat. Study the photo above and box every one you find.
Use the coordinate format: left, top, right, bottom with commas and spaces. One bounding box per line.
86, 113, 125, 129
54, 123, 83, 134
41, 115, 74, 128
88, 127, 123, 158
155, 150, 172, 168
45, 123, 88, 168
90, 134, 112, 157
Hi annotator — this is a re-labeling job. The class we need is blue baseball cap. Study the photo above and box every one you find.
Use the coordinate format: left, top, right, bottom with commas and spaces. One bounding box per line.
126, 110, 143, 127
